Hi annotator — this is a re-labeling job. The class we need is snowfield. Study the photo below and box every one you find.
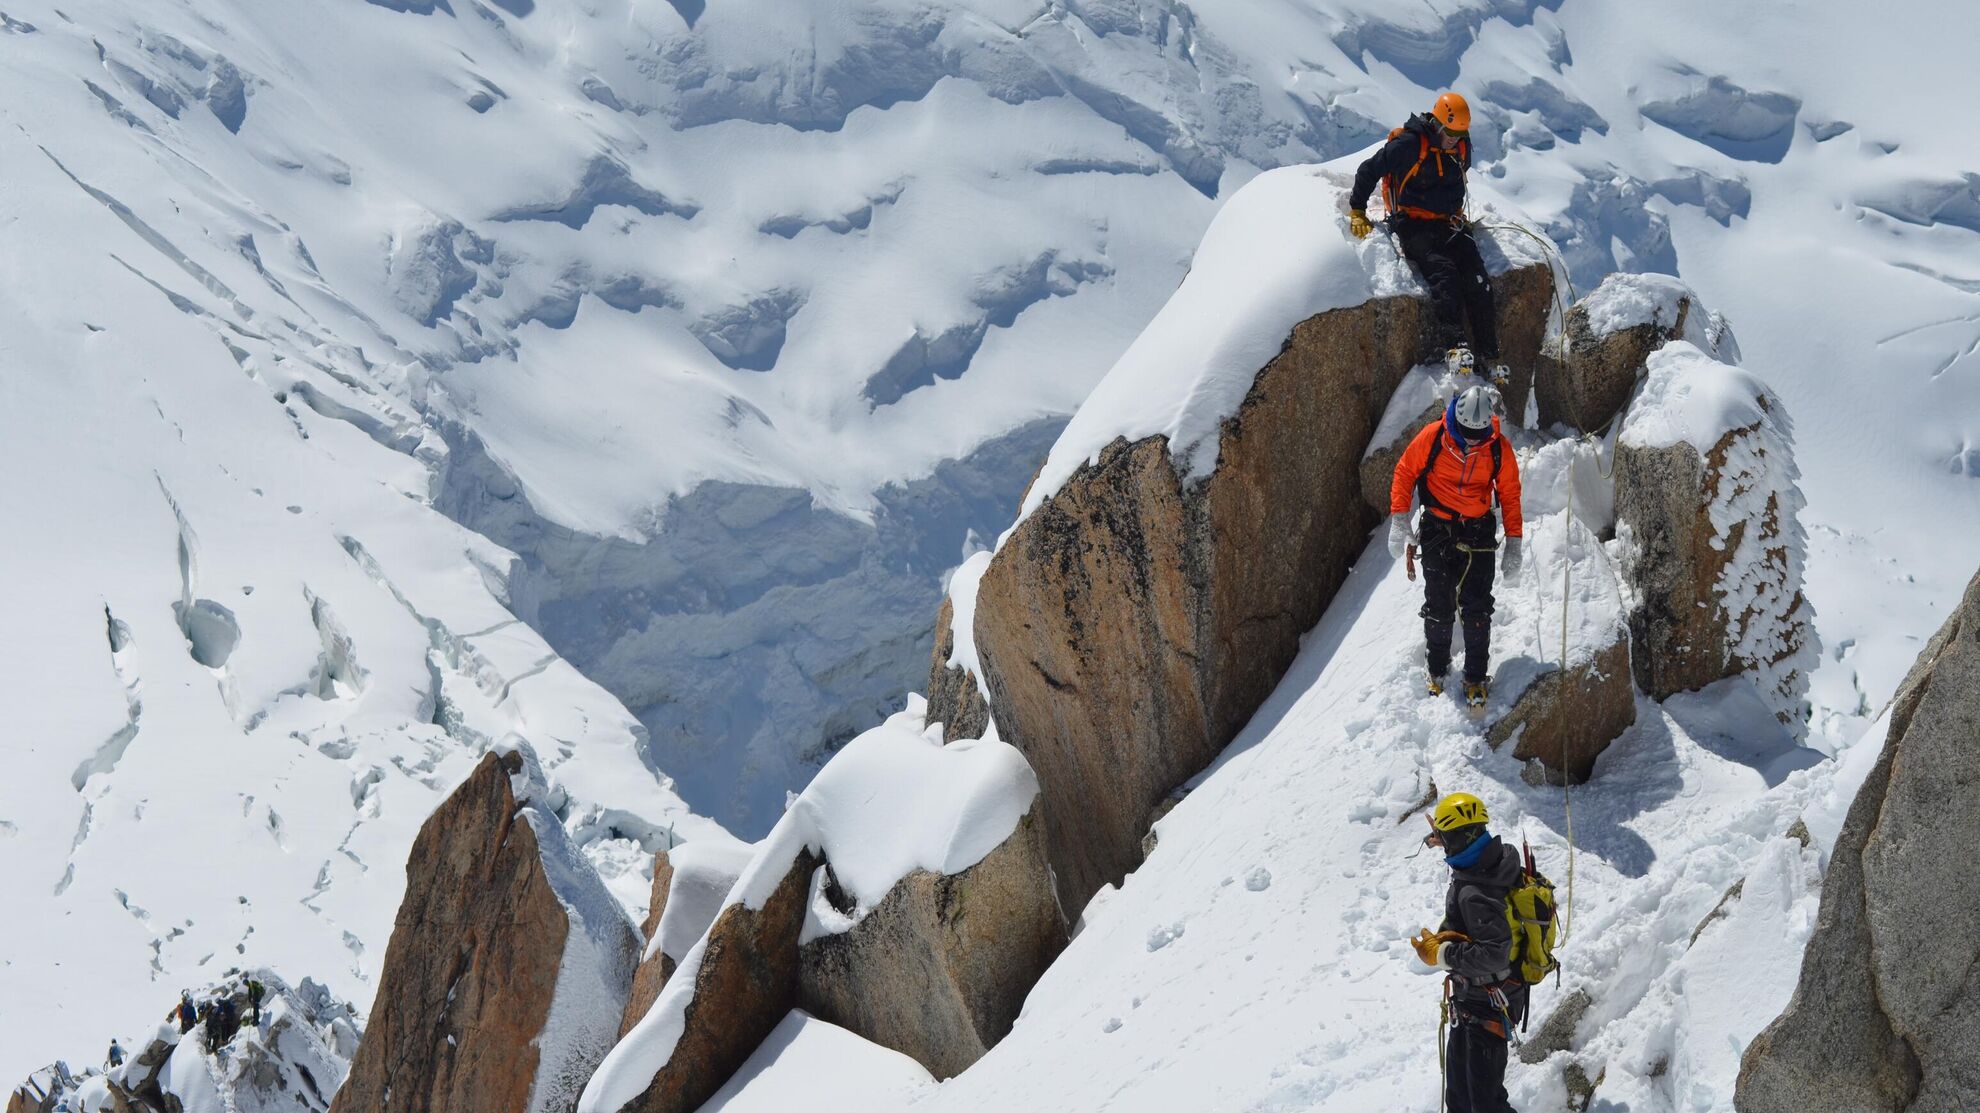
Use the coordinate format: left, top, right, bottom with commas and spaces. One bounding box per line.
3, 0, 1978, 1100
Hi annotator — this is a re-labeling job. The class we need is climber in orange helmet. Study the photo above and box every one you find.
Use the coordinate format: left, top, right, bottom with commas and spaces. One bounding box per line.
1348, 92, 1509, 387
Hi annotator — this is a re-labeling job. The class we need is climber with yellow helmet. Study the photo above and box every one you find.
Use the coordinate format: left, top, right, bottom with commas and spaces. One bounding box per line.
1408, 791, 1529, 1113
1348, 92, 1510, 387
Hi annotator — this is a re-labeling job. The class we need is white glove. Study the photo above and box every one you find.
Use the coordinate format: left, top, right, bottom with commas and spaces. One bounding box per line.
1501, 538, 1523, 578
1388, 514, 1415, 559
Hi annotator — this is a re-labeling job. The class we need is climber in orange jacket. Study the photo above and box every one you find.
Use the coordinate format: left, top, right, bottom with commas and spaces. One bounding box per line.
1388, 386, 1523, 706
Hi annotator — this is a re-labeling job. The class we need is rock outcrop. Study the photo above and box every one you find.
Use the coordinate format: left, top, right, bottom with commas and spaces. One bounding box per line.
331, 746, 640, 1113
620, 852, 678, 1041
797, 808, 1065, 1079
11, 972, 362, 1113
616, 835, 756, 1041
974, 263, 1553, 913
925, 596, 991, 743
1615, 341, 1814, 722
1357, 364, 1455, 514
1534, 271, 1737, 433
603, 850, 819, 1113
1735, 565, 1980, 1113
583, 704, 1056, 1113
1489, 636, 1636, 784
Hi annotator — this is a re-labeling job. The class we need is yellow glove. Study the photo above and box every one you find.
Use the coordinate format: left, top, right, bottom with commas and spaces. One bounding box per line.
1349, 208, 1373, 239
1409, 928, 1469, 967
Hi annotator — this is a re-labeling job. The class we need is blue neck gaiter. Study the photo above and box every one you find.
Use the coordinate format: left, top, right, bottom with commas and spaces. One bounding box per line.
1445, 832, 1496, 871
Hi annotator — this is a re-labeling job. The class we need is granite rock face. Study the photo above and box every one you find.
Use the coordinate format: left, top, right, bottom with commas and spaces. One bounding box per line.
607, 850, 819, 1113
1736, 566, 1980, 1113
331, 748, 640, 1113
974, 265, 1553, 913
925, 596, 992, 743
1615, 347, 1813, 723
797, 808, 1066, 1078
619, 852, 679, 1042
1488, 636, 1636, 785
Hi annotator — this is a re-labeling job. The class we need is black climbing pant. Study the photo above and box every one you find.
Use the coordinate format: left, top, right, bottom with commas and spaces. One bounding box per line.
1393, 217, 1501, 360
1419, 511, 1498, 683
1445, 1015, 1516, 1113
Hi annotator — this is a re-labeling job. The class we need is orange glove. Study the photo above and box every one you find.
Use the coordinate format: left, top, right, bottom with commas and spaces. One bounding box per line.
1349, 208, 1374, 239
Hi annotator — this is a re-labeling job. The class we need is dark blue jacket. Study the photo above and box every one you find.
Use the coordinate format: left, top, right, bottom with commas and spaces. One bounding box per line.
1350, 113, 1471, 219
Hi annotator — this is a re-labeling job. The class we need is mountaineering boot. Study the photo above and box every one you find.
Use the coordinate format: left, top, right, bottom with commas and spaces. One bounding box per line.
1427, 671, 1447, 697
1465, 679, 1489, 710
1486, 362, 1511, 387
1446, 345, 1476, 376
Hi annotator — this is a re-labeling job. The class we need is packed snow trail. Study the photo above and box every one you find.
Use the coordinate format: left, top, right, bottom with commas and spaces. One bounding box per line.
884, 445, 1855, 1113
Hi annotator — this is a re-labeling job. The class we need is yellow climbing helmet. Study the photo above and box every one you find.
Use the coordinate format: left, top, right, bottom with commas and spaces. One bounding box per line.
1432, 791, 1489, 831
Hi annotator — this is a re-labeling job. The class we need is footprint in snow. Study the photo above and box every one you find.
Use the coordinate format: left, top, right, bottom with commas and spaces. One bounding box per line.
1245, 867, 1272, 891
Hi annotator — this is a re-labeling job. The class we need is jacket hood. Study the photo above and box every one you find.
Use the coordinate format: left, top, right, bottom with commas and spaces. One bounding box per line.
1450, 837, 1523, 888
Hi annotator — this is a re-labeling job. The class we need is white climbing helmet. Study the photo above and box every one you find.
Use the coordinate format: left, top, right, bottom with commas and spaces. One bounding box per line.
1453, 385, 1496, 439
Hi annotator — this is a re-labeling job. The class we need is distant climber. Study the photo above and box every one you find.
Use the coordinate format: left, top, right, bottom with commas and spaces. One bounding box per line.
208, 995, 242, 1046
1409, 792, 1527, 1113
175, 991, 197, 1034
107, 1038, 125, 1069
1388, 386, 1523, 707
1348, 92, 1509, 386
246, 977, 265, 1025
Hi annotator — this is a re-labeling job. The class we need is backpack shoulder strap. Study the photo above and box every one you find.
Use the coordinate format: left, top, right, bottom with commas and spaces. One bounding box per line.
1416, 427, 1450, 516
1382, 129, 1431, 215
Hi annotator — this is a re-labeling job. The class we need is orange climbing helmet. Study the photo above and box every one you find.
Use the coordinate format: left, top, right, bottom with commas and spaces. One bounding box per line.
1431, 91, 1471, 134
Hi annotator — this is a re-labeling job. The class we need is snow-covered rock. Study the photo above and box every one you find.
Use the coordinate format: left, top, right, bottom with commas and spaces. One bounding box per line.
924, 551, 995, 743
1536, 270, 1738, 433
618, 834, 756, 1041
1737, 563, 1980, 1113
1616, 340, 1815, 724
330, 744, 640, 1113
8, 972, 361, 1113
1478, 437, 1636, 784
797, 805, 1063, 1079
970, 165, 1553, 912
582, 702, 1046, 1112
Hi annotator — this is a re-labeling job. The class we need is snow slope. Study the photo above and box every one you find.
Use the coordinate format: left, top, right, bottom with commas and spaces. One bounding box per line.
7, 0, 1980, 1091
883, 534, 1851, 1112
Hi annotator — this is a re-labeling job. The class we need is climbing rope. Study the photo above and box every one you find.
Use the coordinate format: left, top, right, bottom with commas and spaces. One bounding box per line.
1475, 212, 1584, 942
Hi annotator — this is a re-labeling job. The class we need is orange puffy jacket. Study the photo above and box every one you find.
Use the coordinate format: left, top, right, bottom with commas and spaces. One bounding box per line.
1389, 415, 1522, 536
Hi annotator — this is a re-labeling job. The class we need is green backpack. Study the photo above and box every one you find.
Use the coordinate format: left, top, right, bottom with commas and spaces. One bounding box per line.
1504, 841, 1561, 985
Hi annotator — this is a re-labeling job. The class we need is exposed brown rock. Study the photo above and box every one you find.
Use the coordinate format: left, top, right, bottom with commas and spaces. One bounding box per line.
331, 749, 639, 1113
1490, 636, 1636, 785
619, 852, 679, 1041
1736, 566, 1980, 1113
1535, 292, 1692, 434
925, 596, 991, 743
797, 808, 1066, 1079
1616, 395, 1811, 717
1358, 393, 1444, 515
611, 850, 819, 1113
974, 264, 1552, 914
